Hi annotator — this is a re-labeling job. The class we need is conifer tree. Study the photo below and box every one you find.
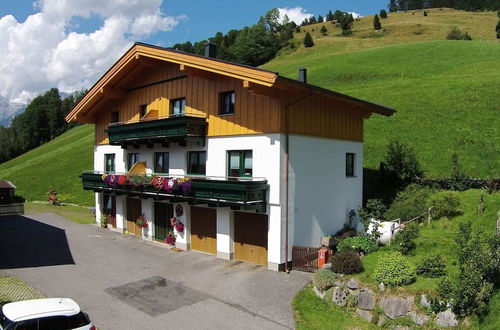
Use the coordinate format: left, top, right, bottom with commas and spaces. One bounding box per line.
320, 25, 328, 36
380, 9, 388, 18
326, 10, 334, 21
340, 14, 353, 35
388, 0, 398, 12
303, 32, 314, 47
318, 15, 324, 23
373, 14, 382, 30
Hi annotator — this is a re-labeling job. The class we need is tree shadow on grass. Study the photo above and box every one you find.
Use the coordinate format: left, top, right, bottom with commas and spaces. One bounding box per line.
0, 215, 74, 269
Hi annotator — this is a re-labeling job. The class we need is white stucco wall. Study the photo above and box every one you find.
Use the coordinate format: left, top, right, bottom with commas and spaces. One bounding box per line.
288, 135, 363, 247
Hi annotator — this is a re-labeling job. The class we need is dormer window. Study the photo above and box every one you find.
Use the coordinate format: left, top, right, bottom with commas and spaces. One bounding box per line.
171, 98, 185, 116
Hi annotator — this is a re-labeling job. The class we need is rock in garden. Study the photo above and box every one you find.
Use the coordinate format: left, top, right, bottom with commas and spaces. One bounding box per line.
420, 294, 430, 308
332, 286, 349, 307
378, 282, 385, 292
436, 309, 458, 327
356, 309, 373, 323
380, 296, 413, 319
377, 315, 387, 327
347, 278, 358, 289
321, 263, 332, 270
358, 289, 375, 310
410, 311, 429, 326
313, 286, 326, 299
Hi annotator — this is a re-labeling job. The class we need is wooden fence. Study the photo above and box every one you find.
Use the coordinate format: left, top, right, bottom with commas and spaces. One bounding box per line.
292, 246, 320, 272
0, 203, 24, 216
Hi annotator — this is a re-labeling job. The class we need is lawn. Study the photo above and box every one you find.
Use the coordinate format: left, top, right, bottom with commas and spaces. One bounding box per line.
0, 276, 45, 306
25, 201, 95, 225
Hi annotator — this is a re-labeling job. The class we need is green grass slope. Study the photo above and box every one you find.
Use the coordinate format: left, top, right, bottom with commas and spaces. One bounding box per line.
0, 125, 94, 206
263, 9, 500, 178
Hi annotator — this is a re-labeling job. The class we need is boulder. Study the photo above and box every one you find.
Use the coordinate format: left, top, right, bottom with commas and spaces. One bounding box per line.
332, 286, 349, 307
436, 309, 458, 327
410, 311, 429, 326
313, 286, 326, 299
378, 282, 385, 292
356, 309, 374, 323
380, 296, 414, 319
347, 278, 358, 289
321, 263, 332, 270
377, 315, 387, 327
420, 294, 430, 308
358, 289, 375, 310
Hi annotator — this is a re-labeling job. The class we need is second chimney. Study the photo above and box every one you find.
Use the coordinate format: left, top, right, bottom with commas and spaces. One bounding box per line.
204, 42, 217, 58
298, 67, 307, 83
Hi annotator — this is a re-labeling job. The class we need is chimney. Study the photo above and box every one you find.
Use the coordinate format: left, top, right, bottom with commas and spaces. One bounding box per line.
204, 42, 217, 58
298, 67, 307, 83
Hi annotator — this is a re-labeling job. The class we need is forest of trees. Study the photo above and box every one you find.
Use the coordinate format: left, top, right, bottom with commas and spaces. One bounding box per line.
0, 88, 84, 164
388, 0, 500, 12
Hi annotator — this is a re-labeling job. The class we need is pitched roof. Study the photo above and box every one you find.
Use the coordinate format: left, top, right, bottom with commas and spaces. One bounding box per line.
0, 180, 16, 189
65, 42, 394, 123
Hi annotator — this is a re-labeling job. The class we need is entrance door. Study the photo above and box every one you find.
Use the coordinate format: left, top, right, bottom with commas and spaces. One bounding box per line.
190, 206, 216, 254
234, 212, 268, 266
154, 202, 173, 241
126, 198, 142, 236
103, 194, 116, 228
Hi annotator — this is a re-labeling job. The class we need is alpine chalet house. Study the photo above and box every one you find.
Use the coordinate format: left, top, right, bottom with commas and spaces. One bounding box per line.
66, 42, 394, 271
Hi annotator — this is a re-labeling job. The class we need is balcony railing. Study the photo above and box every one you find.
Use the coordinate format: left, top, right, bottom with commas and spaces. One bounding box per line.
81, 171, 268, 211
105, 114, 207, 147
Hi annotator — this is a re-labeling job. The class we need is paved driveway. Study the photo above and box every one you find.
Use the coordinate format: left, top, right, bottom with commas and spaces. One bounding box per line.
0, 213, 311, 330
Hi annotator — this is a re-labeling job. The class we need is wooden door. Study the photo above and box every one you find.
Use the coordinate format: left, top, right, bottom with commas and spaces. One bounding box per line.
234, 212, 268, 266
190, 206, 216, 254
154, 202, 173, 241
126, 198, 142, 236
103, 194, 116, 228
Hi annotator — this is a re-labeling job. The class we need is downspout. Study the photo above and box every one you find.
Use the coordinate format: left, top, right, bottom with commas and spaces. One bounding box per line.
283, 91, 313, 273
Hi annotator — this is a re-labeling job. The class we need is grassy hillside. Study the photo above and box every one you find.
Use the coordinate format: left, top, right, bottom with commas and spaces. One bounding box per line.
263, 8, 500, 178
0, 125, 94, 205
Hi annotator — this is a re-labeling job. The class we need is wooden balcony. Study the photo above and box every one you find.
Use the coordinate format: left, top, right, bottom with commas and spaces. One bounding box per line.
105, 114, 207, 148
81, 171, 268, 212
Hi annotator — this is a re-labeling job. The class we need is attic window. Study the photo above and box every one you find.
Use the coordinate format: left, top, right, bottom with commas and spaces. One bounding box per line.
220, 91, 235, 115
171, 98, 185, 116
140, 104, 147, 119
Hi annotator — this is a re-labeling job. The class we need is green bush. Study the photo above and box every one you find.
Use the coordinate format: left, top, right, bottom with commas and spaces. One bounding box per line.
428, 191, 461, 218
416, 254, 446, 277
331, 251, 363, 274
313, 269, 337, 291
385, 184, 434, 221
374, 253, 416, 286
446, 27, 472, 40
337, 235, 378, 254
392, 223, 420, 255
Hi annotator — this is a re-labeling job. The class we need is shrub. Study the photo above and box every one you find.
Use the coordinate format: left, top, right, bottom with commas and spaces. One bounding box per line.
331, 251, 363, 274
320, 25, 328, 36
313, 269, 337, 291
374, 253, 416, 286
385, 184, 434, 221
380, 140, 423, 185
446, 27, 472, 40
303, 32, 314, 47
392, 223, 420, 255
428, 191, 461, 218
416, 254, 446, 277
337, 235, 378, 254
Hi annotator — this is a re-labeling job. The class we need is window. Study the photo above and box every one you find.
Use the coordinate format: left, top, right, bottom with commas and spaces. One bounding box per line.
154, 152, 169, 173
227, 150, 252, 177
103, 194, 115, 213
13, 319, 37, 330
127, 153, 139, 171
104, 154, 115, 172
111, 111, 119, 123
187, 151, 206, 175
220, 91, 235, 115
346, 153, 355, 177
170, 98, 185, 116
139, 104, 147, 119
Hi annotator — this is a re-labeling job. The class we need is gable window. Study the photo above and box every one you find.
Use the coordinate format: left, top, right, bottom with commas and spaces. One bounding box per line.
111, 111, 119, 123
187, 151, 206, 175
228, 150, 252, 177
104, 154, 115, 173
171, 98, 185, 116
139, 104, 147, 119
127, 153, 139, 171
154, 152, 169, 173
220, 91, 235, 115
346, 153, 355, 177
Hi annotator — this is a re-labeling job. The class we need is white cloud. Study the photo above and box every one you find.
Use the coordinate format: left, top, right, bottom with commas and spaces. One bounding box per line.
349, 12, 363, 19
0, 0, 185, 103
277, 7, 313, 25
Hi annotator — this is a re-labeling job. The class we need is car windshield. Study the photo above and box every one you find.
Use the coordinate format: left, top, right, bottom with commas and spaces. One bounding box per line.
0, 307, 12, 329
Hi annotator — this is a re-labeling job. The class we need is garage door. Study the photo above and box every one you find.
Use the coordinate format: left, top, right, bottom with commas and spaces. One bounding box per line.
190, 206, 216, 254
234, 212, 268, 266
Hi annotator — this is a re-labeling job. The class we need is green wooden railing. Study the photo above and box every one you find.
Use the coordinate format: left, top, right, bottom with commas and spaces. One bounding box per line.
80, 171, 268, 211
105, 115, 207, 146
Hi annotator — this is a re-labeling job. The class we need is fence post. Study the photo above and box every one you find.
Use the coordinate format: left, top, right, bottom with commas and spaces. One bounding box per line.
427, 208, 432, 225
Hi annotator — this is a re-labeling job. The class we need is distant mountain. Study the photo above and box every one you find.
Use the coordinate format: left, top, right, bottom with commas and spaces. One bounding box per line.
0, 96, 25, 127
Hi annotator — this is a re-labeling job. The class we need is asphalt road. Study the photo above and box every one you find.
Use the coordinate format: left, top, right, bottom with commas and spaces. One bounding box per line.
0, 213, 311, 330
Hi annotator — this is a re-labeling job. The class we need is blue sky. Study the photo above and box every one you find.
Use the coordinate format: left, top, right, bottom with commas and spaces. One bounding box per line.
0, 0, 388, 103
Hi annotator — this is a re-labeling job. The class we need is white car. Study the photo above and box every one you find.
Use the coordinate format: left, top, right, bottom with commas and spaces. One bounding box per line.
0, 298, 95, 330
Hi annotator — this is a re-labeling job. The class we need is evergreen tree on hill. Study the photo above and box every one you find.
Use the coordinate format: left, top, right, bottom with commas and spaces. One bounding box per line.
318, 15, 324, 23
374, 14, 382, 30
380, 9, 388, 18
388, 0, 398, 12
340, 14, 353, 35
326, 10, 334, 21
320, 25, 328, 36
303, 32, 314, 47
